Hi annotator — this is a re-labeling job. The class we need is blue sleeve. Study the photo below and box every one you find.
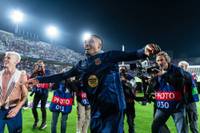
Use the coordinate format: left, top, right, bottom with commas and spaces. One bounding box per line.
37, 66, 79, 83
106, 48, 147, 63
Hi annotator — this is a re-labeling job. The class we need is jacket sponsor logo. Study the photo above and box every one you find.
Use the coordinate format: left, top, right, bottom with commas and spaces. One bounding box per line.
51, 96, 73, 106
88, 75, 99, 88
95, 58, 101, 65
155, 91, 182, 101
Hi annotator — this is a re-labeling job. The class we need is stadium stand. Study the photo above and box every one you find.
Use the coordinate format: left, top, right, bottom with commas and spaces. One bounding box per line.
0, 29, 83, 75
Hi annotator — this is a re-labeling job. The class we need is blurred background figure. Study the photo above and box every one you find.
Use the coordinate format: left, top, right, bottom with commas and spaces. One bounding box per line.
50, 77, 74, 133
178, 61, 199, 133
76, 89, 91, 133
30, 60, 50, 130
120, 66, 136, 133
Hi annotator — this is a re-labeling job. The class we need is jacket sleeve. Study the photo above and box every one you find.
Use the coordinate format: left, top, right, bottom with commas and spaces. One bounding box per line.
37, 66, 79, 83
106, 49, 147, 63
166, 66, 185, 90
174, 67, 185, 90
148, 77, 159, 93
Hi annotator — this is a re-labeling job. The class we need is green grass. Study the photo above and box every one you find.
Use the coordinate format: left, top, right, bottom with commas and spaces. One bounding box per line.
4, 93, 200, 133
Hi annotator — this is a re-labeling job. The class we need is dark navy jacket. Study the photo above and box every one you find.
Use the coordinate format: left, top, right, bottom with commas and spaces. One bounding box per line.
153, 64, 185, 112
37, 50, 147, 117
183, 71, 199, 104
120, 73, 135, 103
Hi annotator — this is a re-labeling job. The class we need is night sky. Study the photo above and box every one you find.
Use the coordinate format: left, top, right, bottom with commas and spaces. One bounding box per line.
0, 0, 200, 58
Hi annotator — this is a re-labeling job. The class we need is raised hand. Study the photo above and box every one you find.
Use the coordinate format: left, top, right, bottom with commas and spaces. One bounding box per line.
144, 43, 161, 56
27, 78, 39, 86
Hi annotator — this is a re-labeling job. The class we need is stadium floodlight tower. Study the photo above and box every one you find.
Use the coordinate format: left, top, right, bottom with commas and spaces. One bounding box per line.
45, 25, 59, 44
10, 9, 24, 34
82, 32, 92, 42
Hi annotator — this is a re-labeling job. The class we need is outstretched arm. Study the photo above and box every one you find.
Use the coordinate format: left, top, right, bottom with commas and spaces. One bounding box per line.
28, 66, 79, 84
107, 43, 161, 63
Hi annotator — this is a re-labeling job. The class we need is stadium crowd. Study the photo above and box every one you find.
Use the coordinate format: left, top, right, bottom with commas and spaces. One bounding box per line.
0, 30, 83, 65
